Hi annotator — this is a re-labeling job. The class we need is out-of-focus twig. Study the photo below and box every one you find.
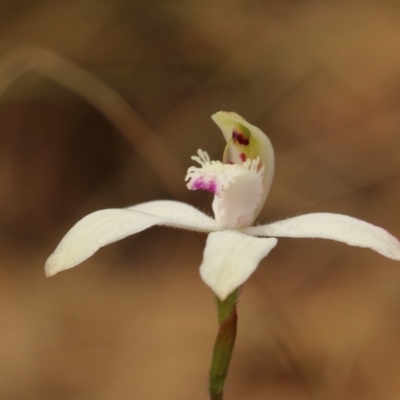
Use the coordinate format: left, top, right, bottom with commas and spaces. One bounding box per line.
253, 280, 335, 400
0, 45, 186, 198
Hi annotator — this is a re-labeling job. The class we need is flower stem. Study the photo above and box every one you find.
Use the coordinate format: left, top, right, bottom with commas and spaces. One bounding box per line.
209, 289, 240, 400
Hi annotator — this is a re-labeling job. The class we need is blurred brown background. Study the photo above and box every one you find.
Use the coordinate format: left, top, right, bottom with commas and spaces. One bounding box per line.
1, 0, 400, 399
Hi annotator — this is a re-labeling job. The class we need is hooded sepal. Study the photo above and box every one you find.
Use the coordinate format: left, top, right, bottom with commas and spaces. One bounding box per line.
211, 112, 275, 219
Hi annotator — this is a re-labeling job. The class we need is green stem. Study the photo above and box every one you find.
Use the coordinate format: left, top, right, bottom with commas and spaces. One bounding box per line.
209, 289, 240, 400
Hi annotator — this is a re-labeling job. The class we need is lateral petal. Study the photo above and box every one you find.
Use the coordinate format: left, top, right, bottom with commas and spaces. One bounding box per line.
245, 213, 400, 260
127, 200, 219, 230
45, 202, 218, 277
200, 230, 277, 300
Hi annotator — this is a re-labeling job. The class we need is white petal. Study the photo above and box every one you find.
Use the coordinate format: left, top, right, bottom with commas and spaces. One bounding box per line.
211, 164, 263, 229
245, 213, 400, 260
185, 152, 264, 229
45, 202, 219, 277
200, 230, 278, 300
127, 200, 218, 230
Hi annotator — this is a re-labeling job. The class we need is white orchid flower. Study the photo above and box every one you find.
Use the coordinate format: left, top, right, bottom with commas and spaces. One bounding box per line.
45, 112, 400, 300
